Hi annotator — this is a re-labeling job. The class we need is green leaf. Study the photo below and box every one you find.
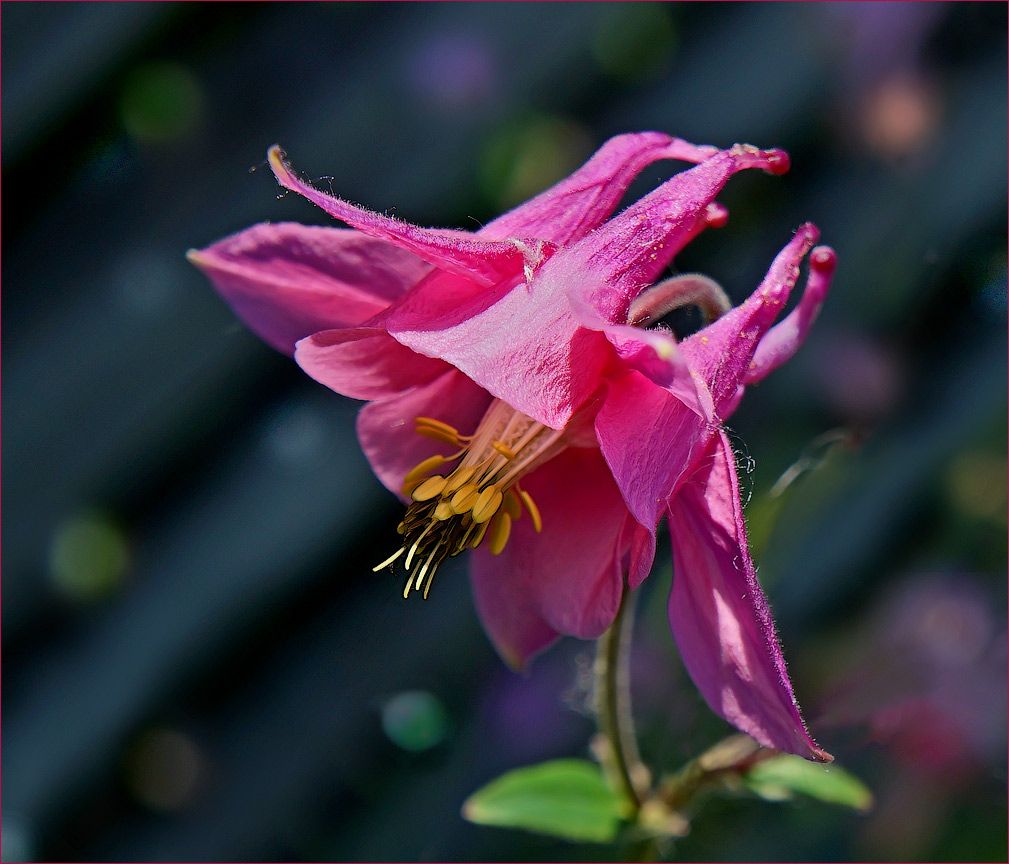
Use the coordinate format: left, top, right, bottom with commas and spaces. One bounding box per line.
743, 755, 874, 812
462, 759, 623, 843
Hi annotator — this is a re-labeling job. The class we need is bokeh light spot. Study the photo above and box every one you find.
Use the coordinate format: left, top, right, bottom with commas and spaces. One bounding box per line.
48, 512, 129, 602
123, 728, 205, 812
480, 115, 592, 211
592, 3, 677, 82
120, 62, 203, 143
946, 451, 1008, 523
381, 690, 449, 753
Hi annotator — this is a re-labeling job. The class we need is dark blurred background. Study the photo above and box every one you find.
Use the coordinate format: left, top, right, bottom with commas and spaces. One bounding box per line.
3, 2, 1006, 861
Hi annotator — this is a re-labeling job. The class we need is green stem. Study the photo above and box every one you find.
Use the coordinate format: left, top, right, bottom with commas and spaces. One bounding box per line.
594, 581, 645, 816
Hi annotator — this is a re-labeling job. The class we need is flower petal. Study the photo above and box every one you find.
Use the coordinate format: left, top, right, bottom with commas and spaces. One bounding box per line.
469, 447, 630, 668
595, 369, 710, 536
188, 223, 429, 354
356, 369, 492, 500
667, 430, 831, 762
269, 146, 522, 285
387, 146, 785, 429
566, 145, 790, 325
681, 225, 819, 417
743, 245, 837, 384
481, 132, 719, 244
295, 327, 450, 401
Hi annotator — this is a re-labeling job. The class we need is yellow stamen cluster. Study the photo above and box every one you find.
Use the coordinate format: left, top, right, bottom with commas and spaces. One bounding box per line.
373, 400, 561, 599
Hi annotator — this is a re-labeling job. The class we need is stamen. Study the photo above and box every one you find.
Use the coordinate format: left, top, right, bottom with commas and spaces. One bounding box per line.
405, 521, 435, 570
492, 441, 517, 460
470, 519, 491, 549
518, 487, 543, 533
504, 489, 522, 520
472, 485, 503, 523
372, 547, 405, 572
412, 475, 447, 501
488, 512, 512, 555
414, 425, 461, 446
403, 454, 447, 486
415, 544, 440, 597
414, 416, 461, 437
450, 484, 480, 514
433, 500, 454, 521
444, 465, 477, 493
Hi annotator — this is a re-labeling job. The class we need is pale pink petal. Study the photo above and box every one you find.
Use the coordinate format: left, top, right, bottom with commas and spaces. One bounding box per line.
269, 146, 522, 285
356, 369, 492, 500
481, 132, 719, 243
667, 430, 831, 762
743, 246, 837, 384
295, 327, 449, 401
595, 369, 710, 535
470, 447, 630, 667
188, 223, 429, 354
681, 225, 819, 417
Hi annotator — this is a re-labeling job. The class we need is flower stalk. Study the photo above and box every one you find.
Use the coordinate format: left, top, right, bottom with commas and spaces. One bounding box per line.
594, 581, 648, 818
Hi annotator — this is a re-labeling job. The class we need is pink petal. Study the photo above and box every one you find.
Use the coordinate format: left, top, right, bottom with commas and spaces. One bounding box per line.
595, 369, 710, 537
188, 223, 429, 354
295, 327, 450, 401
356, 369, 492, 500
743, 246, 838, 384
388, 146, 785, 429
667, 430, 831, 762
469, 447, 630, 668
567, 145, 790, 325
268, 146, 522, 285
481, 132, 719, 244
681, 225, 819, 417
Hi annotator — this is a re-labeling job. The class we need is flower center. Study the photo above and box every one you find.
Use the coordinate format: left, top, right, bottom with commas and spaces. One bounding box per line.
373, 399, 564, 599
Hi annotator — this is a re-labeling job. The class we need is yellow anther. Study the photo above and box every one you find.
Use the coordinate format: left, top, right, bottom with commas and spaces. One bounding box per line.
444, 465, 477, 494
470, 520, 491, 549
472, 485, 503, 524
414, 426, 460, 446
412, 475, 447, 501
518, 487, 542, 533
450, 484, 480, 514
403, 454, 447, 486
415, 416, 462, 436
489, 512, 512, 555
492, 440, 517, 460
433, 500, 454, 521
504, 489, 522, 520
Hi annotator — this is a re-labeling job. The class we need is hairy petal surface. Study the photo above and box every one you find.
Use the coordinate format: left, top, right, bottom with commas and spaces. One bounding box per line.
667, 430, 831, 762
357, 369, 492, 501
681, 225, 818, 417
188, 223, 429, 354
744, 246, 837, 384
568, 145, 789, 325
470, 447, 629, 668
388, 146, 784, 428
268, 146, 523, 285
481, 132, 719, 244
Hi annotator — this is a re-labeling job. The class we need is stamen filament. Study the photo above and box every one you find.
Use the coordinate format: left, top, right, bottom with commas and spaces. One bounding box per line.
372, 547, 405, 572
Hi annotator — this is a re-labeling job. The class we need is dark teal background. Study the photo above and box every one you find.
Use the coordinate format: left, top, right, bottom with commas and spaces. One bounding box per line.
3, 3, 1006, 861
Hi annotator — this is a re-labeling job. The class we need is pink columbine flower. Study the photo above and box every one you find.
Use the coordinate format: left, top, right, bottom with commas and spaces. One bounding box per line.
189, 133, 836, 762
